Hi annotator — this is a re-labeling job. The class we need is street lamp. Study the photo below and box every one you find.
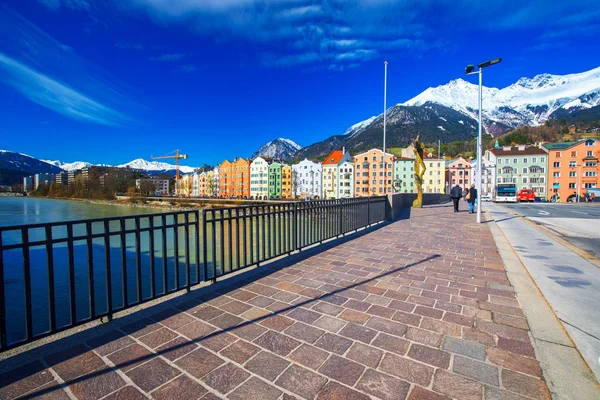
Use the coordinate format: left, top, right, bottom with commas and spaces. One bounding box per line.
466, 57, 502, 223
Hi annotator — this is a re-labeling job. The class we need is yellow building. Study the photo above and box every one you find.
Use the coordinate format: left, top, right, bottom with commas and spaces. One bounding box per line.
423, 156, 446, 193
281, 165, 292, 199
179, 174, 193, 197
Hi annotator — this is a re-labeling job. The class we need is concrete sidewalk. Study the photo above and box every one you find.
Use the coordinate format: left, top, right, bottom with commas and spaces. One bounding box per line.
485, 202, 600, 388
0, 203, 561, 399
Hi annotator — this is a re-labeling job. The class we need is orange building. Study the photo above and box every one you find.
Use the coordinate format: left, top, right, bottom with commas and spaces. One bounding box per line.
219, 158, 250, 199
233, 157, 250, 199
218, 160, 233, 198
544, 139, 599, 202
353, 148, 394, 196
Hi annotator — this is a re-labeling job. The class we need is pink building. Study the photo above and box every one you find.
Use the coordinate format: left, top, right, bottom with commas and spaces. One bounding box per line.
448, 157, 472, 193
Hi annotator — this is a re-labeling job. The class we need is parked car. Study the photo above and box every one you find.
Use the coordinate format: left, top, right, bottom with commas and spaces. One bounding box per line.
517, 189, 535, 202
480, 194, 493, 202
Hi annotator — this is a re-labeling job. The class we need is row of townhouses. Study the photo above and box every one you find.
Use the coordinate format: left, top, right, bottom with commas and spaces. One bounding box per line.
24, 139, 599, 202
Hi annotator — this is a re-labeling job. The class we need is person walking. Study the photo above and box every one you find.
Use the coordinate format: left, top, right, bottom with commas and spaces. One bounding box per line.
467, 184, 477, 214
450, 184, 463, 212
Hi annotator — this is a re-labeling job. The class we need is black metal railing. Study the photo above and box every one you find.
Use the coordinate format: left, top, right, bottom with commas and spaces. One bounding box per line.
0, 197, 386, 351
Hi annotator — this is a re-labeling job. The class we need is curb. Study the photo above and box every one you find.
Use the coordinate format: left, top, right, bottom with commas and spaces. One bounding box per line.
483, 207, 600, 399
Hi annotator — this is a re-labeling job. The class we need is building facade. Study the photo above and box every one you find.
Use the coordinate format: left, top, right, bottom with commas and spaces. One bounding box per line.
292, 159, 322, 199
250, 157, 270, 200
218, 160, 233, 198
322, 149, 352, 199
268, 162, 282, 199
468, 158, 496, 197
338, 160, 354, 198
544, 139, 599, 201
281, 165, 292, 199
136, 178, 169, 196
34, 173, 55, 190
353, 149, 394, 196
422, 157, 445, 193
393, 158, 415, 193
233, 158, 250, 199
486, 145, 549, 197
211, 168, 219, 198
447, 157, 472, 193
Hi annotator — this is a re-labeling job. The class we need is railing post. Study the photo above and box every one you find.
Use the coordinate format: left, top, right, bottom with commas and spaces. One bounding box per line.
293, 202, 298, 252
338, 199, 343, 237
0, 233, 6, 350
367, 196, 371, 226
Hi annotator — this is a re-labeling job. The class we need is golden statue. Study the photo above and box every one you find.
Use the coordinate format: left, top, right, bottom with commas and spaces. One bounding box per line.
412, 135, 426, 208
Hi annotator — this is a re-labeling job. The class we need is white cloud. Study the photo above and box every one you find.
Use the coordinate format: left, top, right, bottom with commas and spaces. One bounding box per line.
178, 64, 197, 72
0, 52, 129, 126
38, 0, 91, 11
0, 7, 137, 125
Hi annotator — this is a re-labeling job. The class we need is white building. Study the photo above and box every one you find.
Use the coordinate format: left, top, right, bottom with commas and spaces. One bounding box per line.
321, 148, 353, 199
292, 159, 322, 199
34, 173, 55, 189
192, 173, 200, 197
250, 157, 270, 200
212, 167, 220, 198
469, 158, 496, 197
338, 160, 354, 198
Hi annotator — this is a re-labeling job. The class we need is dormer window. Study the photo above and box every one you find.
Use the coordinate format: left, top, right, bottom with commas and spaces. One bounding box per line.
585, 140, 594, 146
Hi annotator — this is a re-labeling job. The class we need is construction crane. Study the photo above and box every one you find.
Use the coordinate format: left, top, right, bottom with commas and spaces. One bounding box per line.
151, 150, 188, 196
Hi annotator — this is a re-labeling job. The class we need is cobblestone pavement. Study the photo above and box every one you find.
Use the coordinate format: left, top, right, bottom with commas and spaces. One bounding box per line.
0, 204, 550, 400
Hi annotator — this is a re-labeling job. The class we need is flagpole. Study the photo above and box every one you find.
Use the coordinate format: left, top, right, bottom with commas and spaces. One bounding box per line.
383, 61, 388, 194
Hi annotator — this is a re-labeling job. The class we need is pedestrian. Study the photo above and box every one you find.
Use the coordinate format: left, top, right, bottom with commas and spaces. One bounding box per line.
467, 184, 477, 214
591, 193, 596, 203
450, 184, 462, 212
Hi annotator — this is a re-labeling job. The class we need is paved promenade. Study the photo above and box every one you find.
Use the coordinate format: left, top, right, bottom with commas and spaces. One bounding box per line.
1, 204, 552, 400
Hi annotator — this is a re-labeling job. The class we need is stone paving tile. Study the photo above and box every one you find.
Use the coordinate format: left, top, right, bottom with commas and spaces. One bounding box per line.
150, 375, 207, 400
103, 385, 147, 400
244, 351, 291, 381
0, 204, 553, 400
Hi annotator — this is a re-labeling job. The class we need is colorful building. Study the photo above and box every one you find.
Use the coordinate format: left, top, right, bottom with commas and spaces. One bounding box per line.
219, 160, 233, 198
338, 160, 354, 198
250, 157, 270, 200
211, 168, 219, 198
353, 149, 393, 196
292, 159, 321, 199
268, 162, 282, 199
233, 157, 250, 199
447, 157, 472, 194
282, 165, 292, 199
468, 158, 496, 198
322, 149, 352, 199
393, 157, 415, 193
422, 156, 445, 193
486, 145, 549, 197
544, 139, 599, 201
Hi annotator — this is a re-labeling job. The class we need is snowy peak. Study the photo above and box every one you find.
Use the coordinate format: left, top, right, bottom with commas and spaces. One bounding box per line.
403, 66, 600, 131
42, 160, 92, 171
251, 138, 303, 160
116, 158, 195, 173
343, 116, 378, 137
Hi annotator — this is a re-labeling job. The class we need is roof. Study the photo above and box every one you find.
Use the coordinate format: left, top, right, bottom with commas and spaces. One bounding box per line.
542, 142, 578, 150
395, 157, 414, 162
488, 146, 547, 156
322, 150, 345, 165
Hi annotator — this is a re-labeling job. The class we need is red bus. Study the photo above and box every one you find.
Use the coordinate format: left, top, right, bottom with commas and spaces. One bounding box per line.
517, 189, 535, 202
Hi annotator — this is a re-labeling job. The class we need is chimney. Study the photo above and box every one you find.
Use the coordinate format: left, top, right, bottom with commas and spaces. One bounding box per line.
233, 156, 237, 162
342, 146, 346, 155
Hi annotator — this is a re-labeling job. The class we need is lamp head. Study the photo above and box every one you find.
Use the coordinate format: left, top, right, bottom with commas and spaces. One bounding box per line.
478, 58, 502, 69
465, 64, 475, 74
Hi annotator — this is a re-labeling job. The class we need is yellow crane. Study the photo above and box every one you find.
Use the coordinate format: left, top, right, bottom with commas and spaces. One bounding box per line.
151, 150, 188, 196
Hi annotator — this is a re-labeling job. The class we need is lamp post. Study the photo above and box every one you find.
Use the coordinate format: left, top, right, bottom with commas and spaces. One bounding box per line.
577, 164, 582, 203
383, 61, 388, 195
466, 58, 502, 223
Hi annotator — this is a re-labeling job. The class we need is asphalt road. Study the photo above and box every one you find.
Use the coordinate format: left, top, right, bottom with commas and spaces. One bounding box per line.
495, 202, 600, 259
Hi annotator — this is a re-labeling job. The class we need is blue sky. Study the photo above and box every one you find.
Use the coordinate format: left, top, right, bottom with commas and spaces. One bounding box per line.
1, 0, 599, 167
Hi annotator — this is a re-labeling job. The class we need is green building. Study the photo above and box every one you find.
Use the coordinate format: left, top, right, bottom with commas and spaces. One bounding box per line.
268, 162, 282, 199
393, 157, 415, 193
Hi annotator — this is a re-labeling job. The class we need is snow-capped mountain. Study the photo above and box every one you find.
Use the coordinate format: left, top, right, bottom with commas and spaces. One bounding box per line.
404, 66, 600, 132
0, 150, 66, 185
117, 158, 196, 173
251, 138, 302, 160
343, 116, 378, 138
42, 160, 93, 171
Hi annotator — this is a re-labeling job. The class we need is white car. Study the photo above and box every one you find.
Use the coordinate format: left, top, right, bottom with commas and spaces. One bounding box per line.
480, 194, 493, 202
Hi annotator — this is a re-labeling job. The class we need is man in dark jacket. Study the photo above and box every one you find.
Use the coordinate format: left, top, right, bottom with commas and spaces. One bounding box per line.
450, 184, 462, 212
467, 184, 477, 213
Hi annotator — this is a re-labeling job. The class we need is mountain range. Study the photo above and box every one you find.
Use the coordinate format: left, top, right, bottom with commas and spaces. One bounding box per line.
2, 66, 599, 185
292, 66, 600, 159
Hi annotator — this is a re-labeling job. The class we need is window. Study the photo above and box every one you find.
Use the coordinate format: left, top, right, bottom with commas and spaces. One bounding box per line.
356, 165, 360, 169
524, 158, 528, 163
555, 152, 561, 158
372, 180, 376, 185
571, 151, 577, 157
523, 168, 527, 174
553, 162, 561, 168
372, 164, 377, 169
569, 161, 576, 167
569, 183, 576, 189
585, 171, 597, 177
498, 159, 502, 164
584, 183, 597, 188
532, 157, 537, 163
540, 157, 545, 162
553, 172, 560, 178
585, 140, 594, 146
569, 171, 576, 177
513, 158, 518, 164
523, 177, 527, 183
588, 151, 593, 157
